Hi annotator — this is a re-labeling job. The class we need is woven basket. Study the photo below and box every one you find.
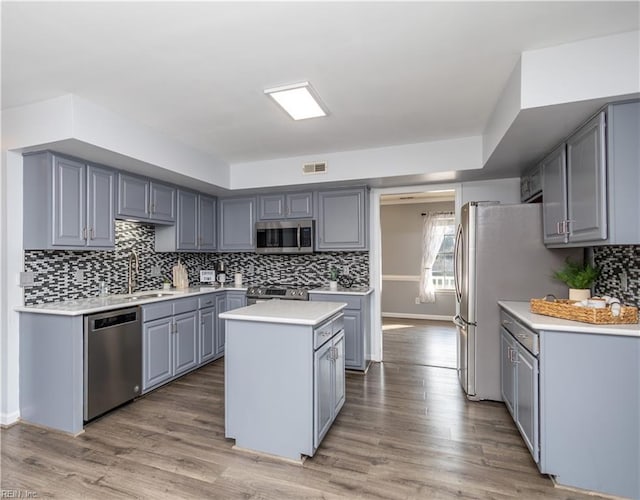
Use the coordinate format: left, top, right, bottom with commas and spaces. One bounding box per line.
530, 298, 638, 325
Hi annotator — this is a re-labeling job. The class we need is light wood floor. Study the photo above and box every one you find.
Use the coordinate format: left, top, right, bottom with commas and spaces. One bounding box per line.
2, 349, 603, 498
382, 318, 457, 368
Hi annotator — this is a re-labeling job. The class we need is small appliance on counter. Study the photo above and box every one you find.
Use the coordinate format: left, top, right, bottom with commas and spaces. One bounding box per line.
216, 262, 226, 285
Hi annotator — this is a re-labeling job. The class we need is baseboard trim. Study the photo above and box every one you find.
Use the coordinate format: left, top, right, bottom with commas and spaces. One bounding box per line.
382, 312, 454, 322
1, 410, 20, 427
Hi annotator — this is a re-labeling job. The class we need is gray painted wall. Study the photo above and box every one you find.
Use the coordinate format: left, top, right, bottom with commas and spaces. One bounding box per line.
381, 201, 455, 318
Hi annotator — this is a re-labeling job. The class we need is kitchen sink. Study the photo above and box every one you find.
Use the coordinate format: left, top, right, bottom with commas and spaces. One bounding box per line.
126, 291, 178, 300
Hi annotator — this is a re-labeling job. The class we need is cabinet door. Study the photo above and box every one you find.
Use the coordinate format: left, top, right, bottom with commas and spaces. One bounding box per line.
286, 192, 313, 218
198, 195, 217, 250
52, 156, 86, 247
333, 332, 346, 416
258, 194, 285, 220
173, 312, 198, 376
218, 197, 256, 251
143, 318, 173, 391
226, 292, 247, 311
150, 182, 176, 222
342, 310, 362, 370
314, 340, 334, 449
117, 173, 149, 219
177, 190, 198, 250
500, 329, 516, 417
86, 165, 115, 248
541, 146, 568, 245
566, 112, 607, 243
317, 188, 367, 250
199, 306, 216, 364
516, 346, 539, 463
215, 295, 227, 356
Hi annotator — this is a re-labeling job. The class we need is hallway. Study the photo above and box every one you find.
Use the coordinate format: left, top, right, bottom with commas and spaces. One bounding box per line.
382, 317, 456, 369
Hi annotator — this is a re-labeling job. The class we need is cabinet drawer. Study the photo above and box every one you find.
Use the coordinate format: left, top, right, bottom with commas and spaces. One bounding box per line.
500, 310, 538, 356
143, 302, 173, 322
198, 294, 216, 309
310, 293, 362, 310
173, 297, 198, 315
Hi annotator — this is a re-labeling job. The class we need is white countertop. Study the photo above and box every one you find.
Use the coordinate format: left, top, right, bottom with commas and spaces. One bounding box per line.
498, 301, 640, 337
309, 286, 373, 295
219, 300, 347, 326
15, 286, 247, 316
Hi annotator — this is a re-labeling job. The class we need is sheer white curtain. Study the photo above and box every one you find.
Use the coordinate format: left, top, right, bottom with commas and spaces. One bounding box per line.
418, 212, 449, 303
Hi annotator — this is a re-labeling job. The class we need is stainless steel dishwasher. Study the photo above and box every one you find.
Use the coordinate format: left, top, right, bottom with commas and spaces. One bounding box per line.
84, 306, 142, 421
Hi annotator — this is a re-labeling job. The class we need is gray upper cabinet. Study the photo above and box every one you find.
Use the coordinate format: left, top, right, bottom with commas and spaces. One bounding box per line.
258, 192, 313, 220
316, 188, 368, 251
117, 173, 175, 224
218, 197, 256, 251
155, 191, 216, 252
177, 190, 198, 250
23, 152, 115, 250
541, 146, 568, 245
198, 195, 217, 250
542, 101, 640, 247
566, 112, 607, 243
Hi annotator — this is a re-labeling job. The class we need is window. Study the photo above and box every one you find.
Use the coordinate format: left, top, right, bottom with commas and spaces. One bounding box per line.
431, 218, 455, 290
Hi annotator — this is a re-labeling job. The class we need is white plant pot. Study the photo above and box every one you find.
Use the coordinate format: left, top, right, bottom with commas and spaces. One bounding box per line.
329, 280, 338, 291
569, 288, 591, 301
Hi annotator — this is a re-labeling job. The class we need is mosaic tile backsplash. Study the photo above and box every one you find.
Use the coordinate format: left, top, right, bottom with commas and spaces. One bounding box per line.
593, 245, 640, 308
23, 221, 369, 305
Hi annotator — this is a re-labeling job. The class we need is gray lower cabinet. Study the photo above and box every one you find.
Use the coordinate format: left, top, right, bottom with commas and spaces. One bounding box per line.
142, 298, 199, 392
117, 173, 175, 224
23, 152, 115, 250
310, 293, 370, 370
155, 191, 216, 251
314, 330, 345, 448
500, 327, 538, 462
199, 294, 217, 364
258, 192, 313, 220
218, 197, 256, 251
543, 100, 640, 247
316, 188, 368, 250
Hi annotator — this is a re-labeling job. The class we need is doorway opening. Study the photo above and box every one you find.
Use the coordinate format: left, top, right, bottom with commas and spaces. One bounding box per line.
379, 189, 457, 369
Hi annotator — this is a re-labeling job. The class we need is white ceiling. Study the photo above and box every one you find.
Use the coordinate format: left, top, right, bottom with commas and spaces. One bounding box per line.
2, 2, 638, 168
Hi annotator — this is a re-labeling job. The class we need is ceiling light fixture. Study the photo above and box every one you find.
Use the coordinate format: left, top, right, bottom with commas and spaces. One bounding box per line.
264, 82, 327, 120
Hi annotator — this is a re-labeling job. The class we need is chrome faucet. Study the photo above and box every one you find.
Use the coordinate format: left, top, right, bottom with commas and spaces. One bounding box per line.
128, 250, 139, 294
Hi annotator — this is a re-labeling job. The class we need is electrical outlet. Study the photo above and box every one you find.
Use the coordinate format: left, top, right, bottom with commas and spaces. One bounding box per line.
342, 265, 350, 275
73, 270, 84, 284
151, 265, 162, 277
620, 271, 628, 292
415, 297, 421, 304
19, 272, 35, 287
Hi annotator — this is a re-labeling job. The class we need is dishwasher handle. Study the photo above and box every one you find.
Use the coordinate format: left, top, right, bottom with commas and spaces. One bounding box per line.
91, 309, 139, 331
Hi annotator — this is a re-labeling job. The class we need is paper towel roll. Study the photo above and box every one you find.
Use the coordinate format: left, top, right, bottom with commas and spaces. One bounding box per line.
234, 273, 242, 287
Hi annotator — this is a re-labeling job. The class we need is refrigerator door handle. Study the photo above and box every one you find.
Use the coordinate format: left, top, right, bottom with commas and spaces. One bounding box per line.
453, 223, 463, 302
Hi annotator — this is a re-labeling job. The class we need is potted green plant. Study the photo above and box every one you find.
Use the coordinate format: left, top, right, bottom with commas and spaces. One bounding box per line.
329, 267, 339, 291
552, 258, 599, 301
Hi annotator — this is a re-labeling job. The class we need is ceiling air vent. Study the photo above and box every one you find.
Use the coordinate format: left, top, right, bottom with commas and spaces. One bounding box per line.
302, 162, 327, 175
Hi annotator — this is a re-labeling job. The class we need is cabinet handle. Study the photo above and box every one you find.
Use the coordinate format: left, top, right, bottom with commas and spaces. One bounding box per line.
82, 227, 87, 240
90, 228, 95, 240
564, 219, 574, 235
555, 221, 562, 235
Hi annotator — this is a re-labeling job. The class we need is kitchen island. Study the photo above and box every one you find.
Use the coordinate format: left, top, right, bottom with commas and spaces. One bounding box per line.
221, 300, 347, 462
498, 301, 639, 499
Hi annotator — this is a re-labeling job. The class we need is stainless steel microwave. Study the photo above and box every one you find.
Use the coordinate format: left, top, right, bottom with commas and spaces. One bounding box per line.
255, 220, 314, 254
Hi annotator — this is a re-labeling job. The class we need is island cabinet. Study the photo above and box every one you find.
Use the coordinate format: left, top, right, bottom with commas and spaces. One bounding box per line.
155, 190, 216, 252
315, 187, 368, 250
542, 100, 640, 247
310, 291, 370, 371
498, 302, 640, 499
214, 291, 246, 357
142, 298, 199, 393
116, 173, 175, 224
218, 197, 256, 251
223, 301, 346, 461
258, 192, 313, 220
23, 151, 115, 250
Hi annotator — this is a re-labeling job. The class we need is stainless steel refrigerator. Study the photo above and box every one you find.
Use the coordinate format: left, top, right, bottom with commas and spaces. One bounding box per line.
453, 202, 581, 401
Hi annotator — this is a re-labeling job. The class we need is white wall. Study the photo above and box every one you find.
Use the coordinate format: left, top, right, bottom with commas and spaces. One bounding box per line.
459, 178, 521, 206
521, 31, 640, 109
229, 135, 483, 190
0, 151, 23, 425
